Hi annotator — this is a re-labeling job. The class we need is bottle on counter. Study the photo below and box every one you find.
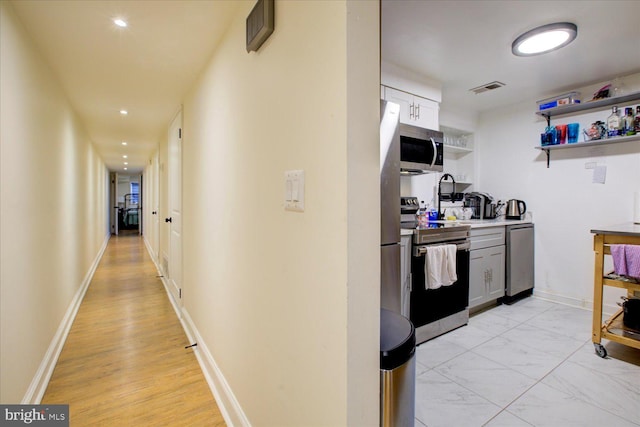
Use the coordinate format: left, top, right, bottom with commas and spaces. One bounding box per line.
416, 201, 428, 226
607, 106, 623, 137
623, 107, 636, 136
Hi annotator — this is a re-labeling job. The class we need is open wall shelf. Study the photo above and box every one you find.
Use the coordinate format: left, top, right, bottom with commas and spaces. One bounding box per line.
535, 91, 640, 167
536, 91, 640, 123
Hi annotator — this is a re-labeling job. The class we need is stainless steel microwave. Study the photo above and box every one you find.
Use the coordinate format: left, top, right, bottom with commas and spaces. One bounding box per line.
399, 123, 443, 174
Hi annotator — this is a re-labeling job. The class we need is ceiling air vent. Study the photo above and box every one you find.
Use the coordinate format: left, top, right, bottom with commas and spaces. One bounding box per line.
469, 81, 506, 95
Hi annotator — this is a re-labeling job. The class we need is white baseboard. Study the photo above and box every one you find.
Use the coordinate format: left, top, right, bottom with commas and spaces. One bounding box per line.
181, 309, 250, 427
23, 233, 111, 404
143, 237, 182, 320
143, 236, 157, 271
143, 242, 249, 427
532, 289, 619, 316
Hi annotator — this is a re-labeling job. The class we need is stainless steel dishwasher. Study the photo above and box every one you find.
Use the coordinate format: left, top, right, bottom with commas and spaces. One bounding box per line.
505, 223, 535, 302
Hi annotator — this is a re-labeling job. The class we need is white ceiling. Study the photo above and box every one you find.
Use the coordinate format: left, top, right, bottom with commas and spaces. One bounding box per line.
382, 0, 640, 119
10, 0, 242, 174
9, 1, 640, 174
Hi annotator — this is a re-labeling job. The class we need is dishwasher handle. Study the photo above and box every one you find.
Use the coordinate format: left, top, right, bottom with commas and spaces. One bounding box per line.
506, 224, 533, 230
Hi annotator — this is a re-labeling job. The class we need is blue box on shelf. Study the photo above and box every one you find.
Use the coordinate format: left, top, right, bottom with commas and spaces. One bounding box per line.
537, 91, 581, 111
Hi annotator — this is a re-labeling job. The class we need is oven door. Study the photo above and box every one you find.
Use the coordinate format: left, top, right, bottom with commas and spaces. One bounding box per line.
409, 241, 470, 330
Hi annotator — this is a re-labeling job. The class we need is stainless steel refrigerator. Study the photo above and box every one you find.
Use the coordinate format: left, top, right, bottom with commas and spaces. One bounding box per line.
380, 100, 401, 314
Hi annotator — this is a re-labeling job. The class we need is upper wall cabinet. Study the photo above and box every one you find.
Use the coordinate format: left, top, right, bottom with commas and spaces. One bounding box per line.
382, 86, 439, 130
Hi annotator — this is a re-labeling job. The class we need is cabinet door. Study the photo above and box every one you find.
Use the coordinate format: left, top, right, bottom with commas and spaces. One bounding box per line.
413, 96, 439, 130
383, 87, 414, 124
486, 245, 506, 300
384, 87, 440, 129
469, 249, 487, 308
469, 245, 505, 309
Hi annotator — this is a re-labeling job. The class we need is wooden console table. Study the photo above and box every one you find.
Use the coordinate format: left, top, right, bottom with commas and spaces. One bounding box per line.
591, 223, 640, 358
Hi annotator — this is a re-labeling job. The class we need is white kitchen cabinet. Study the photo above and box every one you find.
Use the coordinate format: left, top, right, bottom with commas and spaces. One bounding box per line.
400, 235, 412, 318
469, 227, 505, 311
469, 245, 505, 309
383, 86, 439, 130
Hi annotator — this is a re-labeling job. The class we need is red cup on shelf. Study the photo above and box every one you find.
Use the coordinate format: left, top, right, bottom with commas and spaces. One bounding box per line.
555, 124, 567, 144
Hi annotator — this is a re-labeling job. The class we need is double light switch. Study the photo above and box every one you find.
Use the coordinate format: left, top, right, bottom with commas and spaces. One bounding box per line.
284, 170, 305, 212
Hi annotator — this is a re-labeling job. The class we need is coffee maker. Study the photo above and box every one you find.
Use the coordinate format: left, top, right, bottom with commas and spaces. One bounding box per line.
464, 192, 498, 220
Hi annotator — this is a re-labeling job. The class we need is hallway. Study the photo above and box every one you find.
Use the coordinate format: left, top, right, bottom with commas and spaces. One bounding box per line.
42, 234, 226, 426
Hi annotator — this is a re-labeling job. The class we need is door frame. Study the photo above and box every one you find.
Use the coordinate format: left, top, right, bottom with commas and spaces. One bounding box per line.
165, 108, 183, 308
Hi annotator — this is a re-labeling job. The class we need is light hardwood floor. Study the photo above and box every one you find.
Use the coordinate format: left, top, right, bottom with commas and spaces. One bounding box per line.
42, 234, 226, 426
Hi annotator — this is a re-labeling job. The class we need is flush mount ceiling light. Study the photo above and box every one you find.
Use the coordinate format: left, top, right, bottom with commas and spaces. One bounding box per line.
512, 22, 577, 56
119, 110, 128, 115
113, 18, 127, 28
121, 141, 127, 146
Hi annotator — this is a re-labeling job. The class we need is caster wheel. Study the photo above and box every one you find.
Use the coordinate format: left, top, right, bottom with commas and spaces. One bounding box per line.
594, 343, 607, 358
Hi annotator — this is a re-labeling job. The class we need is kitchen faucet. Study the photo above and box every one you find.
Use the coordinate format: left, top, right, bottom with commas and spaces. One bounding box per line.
437, 173, 456, 219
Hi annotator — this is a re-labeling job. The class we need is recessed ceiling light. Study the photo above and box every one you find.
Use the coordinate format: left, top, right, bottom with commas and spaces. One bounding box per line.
120, 110, 128, 115
124, 162, 128, 165
124, 167, 128, 170
114, 18, 127, 28
512, 22, 577, 57
121, 141, 127, 146
123, 155, 128, 159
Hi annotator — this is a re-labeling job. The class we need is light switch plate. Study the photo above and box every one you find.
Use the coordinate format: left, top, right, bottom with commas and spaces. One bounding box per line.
284, 170, 304, 212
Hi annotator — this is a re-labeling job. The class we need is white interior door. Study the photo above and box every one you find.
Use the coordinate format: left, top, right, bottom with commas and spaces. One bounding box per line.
167, 110, 183, 306
137, 174, 143, 235
153, 152, 160, 260
111, 172, 119, 235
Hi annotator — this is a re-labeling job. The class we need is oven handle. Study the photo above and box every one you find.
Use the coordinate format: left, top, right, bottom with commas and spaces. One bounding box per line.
413, 241, 470, 256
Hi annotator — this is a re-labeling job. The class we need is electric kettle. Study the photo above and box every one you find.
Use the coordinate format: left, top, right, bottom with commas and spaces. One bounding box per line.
505, 199, 527, 220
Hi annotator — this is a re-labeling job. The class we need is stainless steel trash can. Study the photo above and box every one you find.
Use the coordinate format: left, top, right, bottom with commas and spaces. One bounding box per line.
380, 308, 416, 427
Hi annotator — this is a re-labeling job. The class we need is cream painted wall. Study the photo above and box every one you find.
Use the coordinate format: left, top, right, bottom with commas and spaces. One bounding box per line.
476, 73, 640, 313
344, 2, 381, 425
0, 2, 109, 403
179, 1, 379, 425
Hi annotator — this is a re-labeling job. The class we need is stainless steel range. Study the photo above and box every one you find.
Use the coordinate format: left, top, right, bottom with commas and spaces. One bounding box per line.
401, 197, 471, 344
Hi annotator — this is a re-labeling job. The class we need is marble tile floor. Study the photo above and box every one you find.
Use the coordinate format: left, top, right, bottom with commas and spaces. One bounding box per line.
414, 297, 640, 427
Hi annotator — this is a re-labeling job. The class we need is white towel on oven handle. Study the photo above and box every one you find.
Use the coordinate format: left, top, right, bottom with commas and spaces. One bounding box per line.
424, 244, 457, 290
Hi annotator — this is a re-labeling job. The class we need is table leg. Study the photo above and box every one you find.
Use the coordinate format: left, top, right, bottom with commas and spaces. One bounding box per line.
592, 234, 605, 345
